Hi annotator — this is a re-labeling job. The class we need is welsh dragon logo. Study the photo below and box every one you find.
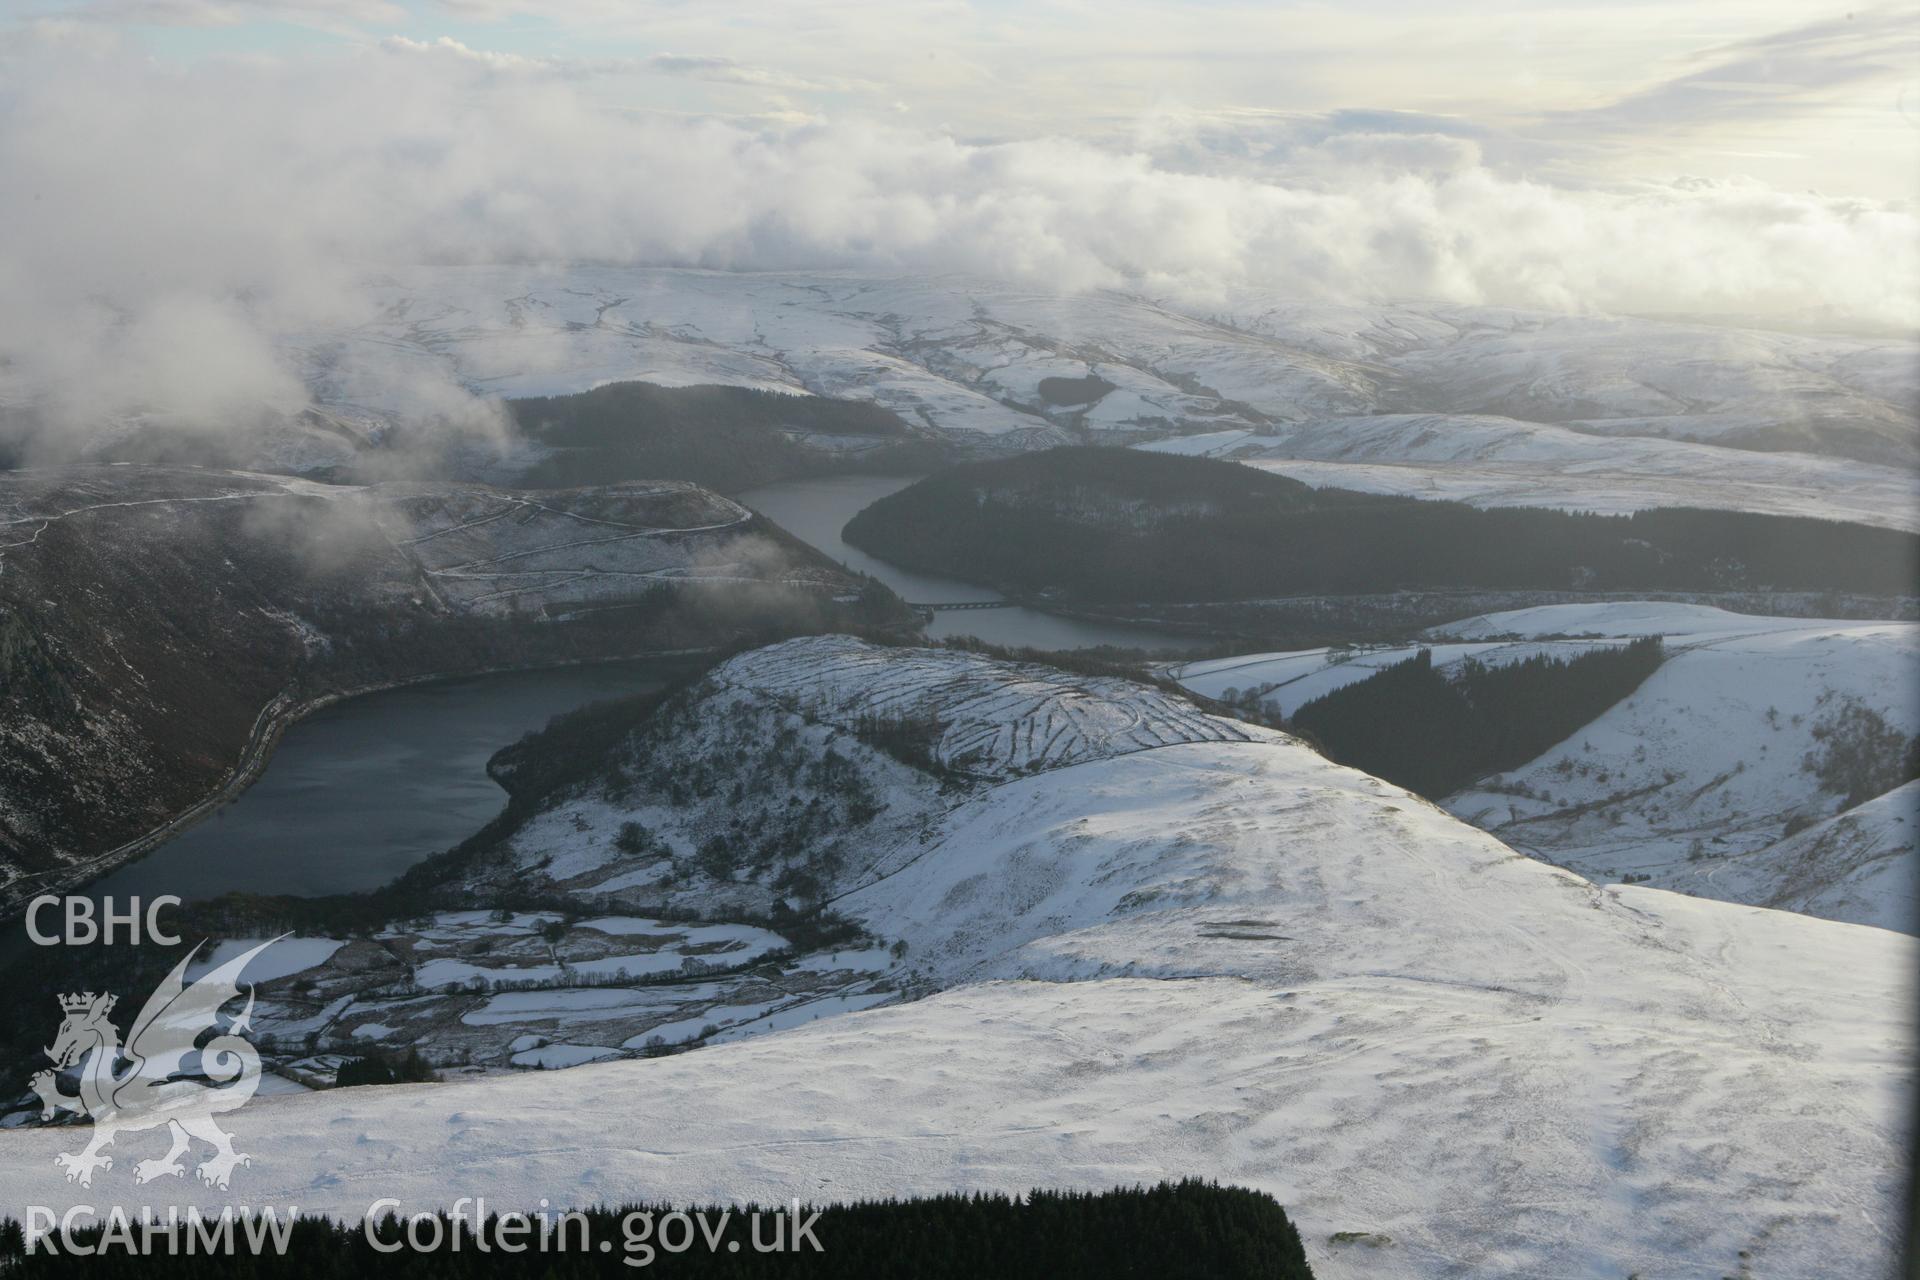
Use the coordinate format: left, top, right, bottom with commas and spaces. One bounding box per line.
29, 938, 278, 1190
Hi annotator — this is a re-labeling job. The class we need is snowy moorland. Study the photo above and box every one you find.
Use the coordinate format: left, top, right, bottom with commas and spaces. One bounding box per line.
257, 268, 1920, 526
1138, 413, 1919, 531
3, 636, 1910, 1279
1176, 602, 1920, 931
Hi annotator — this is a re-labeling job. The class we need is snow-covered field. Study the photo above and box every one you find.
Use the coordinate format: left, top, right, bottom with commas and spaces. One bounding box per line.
3, 637, 1910, 1279
213, 909, 898, 1074
264, 267, 1919, 527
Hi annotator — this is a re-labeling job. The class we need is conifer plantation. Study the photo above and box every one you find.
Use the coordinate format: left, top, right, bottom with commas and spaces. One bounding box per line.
1, 1182, 1314, 1279
844, 448, 1919, 602
1288, 639, 1667, 797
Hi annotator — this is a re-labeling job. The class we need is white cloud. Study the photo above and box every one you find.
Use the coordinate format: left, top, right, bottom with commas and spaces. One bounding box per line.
0, 27, 1912, 452
1565, 9, 1920, 130
52, 0, 404, 26
379, 34, 552, 72
26, 4, 1918, 196
645, 53, 864, 94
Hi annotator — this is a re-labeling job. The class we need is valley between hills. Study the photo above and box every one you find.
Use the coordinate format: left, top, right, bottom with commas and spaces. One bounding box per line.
0, 276, 1913, 1279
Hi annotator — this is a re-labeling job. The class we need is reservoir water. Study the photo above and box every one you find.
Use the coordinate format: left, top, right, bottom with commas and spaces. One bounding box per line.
86, 659, 687, 903
736, 473, 1206, 653
88, 472, 1199, 901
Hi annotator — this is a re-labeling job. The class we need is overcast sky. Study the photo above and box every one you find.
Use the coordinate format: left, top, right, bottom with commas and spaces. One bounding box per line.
1, 2, 1914, 441
17, 0, 1917, 200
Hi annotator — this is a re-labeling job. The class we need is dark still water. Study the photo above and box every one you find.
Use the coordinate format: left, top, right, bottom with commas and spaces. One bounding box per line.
85, 473, 1196, 904
88, 659, 684, 903
737, 473, 1209, 653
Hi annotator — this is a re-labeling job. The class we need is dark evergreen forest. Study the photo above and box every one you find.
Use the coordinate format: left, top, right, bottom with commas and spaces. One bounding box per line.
1288, 638, 1667, 797
843, 448, 1920, 601
1, 1180, 1313, 1279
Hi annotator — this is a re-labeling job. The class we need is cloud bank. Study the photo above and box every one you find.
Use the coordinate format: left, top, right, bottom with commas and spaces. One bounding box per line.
0, 29, 1913, 450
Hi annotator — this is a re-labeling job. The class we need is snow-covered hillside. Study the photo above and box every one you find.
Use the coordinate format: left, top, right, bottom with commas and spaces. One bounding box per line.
1176, 603, 1919, 930
263, 268, 1919, 527
463, 635, 1261, 916
1215, 302, 1917, 459
1172, 638, 1630, 718
0, 467, 837, 619
205, 639, 1269, 1073
365, 479, 812, 615
1669, 781, 1918, 934
718, 636, 1255, 778
5, 636, 1909, 1279
0, 465, 882, 901
1437, 603, 1919, 928
1139, 414, 1920, 530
